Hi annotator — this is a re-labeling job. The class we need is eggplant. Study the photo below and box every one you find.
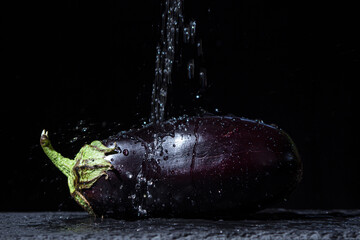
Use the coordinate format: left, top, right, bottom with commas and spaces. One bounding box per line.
40, 116, 302, 218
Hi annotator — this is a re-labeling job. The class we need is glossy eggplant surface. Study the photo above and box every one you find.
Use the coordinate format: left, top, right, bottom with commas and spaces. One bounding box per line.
41, 116, 302, 218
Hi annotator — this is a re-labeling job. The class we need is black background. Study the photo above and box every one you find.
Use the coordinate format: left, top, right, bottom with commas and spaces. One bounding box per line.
1, 0, 359, 212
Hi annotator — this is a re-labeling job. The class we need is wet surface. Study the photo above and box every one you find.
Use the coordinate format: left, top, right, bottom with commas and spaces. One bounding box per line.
1, 209, 360, 239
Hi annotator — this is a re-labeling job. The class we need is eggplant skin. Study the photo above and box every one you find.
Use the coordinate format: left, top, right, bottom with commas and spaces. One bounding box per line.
81, 116, 302, 218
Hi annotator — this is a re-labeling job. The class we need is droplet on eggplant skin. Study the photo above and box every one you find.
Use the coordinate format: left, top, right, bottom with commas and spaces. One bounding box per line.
123, 149, 129, 156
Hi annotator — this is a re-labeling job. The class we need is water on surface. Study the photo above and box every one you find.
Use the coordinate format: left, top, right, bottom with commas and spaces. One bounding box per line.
1, 209, 360, 239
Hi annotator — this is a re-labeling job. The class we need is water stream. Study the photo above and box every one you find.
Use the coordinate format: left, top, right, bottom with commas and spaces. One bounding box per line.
150, 0, 206, 124
151, 0, 183, 124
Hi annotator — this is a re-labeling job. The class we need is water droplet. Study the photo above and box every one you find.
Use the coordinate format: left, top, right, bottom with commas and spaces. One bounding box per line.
197, 40, 203, 56
183, 27, 190, 43
189, 20, 196, 43
256, 119, 264, 124
187, 60, 194, 79
126, 172, 133, 179
285, 152, 295, 161
160, 88, 167, 97
199, 69, 207, 88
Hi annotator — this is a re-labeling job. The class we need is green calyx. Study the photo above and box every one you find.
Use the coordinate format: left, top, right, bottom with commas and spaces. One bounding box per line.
40, 130, 117, 216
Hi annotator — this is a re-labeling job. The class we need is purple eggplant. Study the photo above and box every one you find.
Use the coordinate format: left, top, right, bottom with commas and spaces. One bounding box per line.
40, 116, 302, 218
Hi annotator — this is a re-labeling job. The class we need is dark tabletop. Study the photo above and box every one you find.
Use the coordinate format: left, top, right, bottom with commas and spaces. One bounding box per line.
1, 209, 360, 239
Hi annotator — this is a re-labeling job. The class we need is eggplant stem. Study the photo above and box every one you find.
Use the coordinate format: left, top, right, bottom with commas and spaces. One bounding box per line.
72, 190, 95, 216
40, 130, 116, 216
40, 130, 75, 178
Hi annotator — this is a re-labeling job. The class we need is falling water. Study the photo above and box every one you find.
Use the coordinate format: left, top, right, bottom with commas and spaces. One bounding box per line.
150, 0, 205, 124
150, 0, 184, 124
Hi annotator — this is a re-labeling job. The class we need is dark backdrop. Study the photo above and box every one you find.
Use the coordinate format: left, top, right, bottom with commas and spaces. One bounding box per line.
1, 0, 359, 211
